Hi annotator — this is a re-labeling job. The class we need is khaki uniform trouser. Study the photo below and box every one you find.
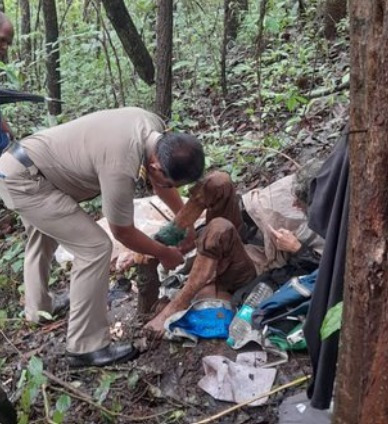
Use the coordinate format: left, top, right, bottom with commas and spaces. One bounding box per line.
185, 171, 257, 292
0, 152, 111, 354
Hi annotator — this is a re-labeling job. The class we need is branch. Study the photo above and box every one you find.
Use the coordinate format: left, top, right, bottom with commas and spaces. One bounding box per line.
306, 81, 350, 99
0, 329, 177, 422
193, 375, 311, 424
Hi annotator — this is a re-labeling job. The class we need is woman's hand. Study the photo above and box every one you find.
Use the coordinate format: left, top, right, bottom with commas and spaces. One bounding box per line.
269, 226, 302, 253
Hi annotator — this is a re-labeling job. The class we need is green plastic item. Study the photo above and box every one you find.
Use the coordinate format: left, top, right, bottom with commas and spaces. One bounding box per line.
153, 222, 187, 246
268, 323, 307, 351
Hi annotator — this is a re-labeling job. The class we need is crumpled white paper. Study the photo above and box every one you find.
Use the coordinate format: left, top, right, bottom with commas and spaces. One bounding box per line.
198, 352, 277, 406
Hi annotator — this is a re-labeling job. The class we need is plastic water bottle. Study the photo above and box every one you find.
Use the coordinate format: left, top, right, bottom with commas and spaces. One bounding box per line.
227, 282, 273, 349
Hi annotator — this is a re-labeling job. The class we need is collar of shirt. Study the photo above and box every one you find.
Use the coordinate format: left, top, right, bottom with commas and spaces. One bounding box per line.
136, 130, 162, 188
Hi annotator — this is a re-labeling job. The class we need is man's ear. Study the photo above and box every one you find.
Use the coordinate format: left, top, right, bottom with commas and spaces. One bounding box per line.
147, 155, 163, 173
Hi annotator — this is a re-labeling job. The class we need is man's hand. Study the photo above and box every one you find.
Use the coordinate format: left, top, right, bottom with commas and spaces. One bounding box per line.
269, 226, 302, 253
159, 246, 184, 270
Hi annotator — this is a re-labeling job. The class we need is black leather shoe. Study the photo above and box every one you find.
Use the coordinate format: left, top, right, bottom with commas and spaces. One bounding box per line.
36, 292, 70, 324
52, 292, 70, 318
66, 343, 140, 367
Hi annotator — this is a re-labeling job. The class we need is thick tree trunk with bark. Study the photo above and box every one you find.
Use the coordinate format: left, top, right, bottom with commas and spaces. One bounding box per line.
155, 0, 173, 119
101, 0, 154, 86
221, 0, 249, 95
333, 1, 388, 423
42, 0, 62, 115
225, 0, 248, 41
20, 0, 32, 66
323, 0, 347, 39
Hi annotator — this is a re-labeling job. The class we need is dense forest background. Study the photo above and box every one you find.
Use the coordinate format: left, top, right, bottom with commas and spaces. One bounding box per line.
1, 0, 349, 181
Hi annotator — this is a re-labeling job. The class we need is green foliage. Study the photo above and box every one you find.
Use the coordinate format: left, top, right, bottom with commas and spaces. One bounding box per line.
17, 356, 72, 423
18, 356, 47, 420
127, 369, 140, 390
0, 237, 25, 278
53, 395, 72, 424
0, 61, 23, 88
94, 373, 118, 405
321, 301, 343, 340
0, 309, 7, 329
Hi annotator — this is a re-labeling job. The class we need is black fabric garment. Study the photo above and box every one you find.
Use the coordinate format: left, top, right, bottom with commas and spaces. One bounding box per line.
304, 125, 350, 409
0, 88, 44, 105
231, 245, 320, 309
0, 386, 17, 424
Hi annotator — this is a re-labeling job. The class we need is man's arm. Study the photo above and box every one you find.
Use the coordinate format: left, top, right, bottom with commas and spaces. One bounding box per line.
109, 222, 183, 270
151, 183, 196, 253
151, 183, 184, 215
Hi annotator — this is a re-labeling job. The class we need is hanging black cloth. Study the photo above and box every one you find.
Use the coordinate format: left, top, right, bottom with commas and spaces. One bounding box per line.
0, 88, 45, 105
0, 89, 46, 154
304, 124, 350, 409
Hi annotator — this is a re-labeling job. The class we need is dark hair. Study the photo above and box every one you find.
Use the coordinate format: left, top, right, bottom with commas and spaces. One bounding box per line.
292, 159, 323, 206
155, 132, 205, 184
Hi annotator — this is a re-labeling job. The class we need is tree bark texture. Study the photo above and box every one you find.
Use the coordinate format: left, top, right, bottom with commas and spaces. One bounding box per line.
155, 0, 173, 119
225, 0, 248, 41
137, 258, 160, 316
101, 0, 154, 86
42, 0, 62, 115
333, 1, 388, 423
20, 0, 32, 65
221, 0, 249, 95
323, 0, 347, 39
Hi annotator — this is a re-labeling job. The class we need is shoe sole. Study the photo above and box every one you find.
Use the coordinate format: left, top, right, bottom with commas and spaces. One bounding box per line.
67, 348, 140, 368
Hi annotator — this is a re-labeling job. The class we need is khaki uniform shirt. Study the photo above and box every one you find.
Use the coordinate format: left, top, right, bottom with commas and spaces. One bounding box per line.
21, 107, 164, 226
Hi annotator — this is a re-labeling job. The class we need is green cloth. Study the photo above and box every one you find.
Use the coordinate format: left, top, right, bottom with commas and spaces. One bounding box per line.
268, 323, 307, 351
154, 222, 187, 246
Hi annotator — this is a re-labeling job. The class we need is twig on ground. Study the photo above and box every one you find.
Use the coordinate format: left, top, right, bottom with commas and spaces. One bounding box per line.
50, 386, 176, 422
40, 319, 67, 333
259, 146, 301, 169
193, 374, 311, 424
306, 81, 350, 99
1, 329, 177, 422
240, 145, 301, 169
42, 384, 56, 424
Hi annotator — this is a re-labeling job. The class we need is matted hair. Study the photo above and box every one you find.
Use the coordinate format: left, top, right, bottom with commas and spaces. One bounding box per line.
293, 159, 324, 206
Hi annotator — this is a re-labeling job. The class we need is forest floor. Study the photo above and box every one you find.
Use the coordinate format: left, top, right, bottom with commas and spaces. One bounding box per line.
0, 112, 344, 423
0, 28, 349, 424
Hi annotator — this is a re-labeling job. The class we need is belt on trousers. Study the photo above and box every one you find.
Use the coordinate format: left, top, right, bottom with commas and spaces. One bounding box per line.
8, 142, 35, 168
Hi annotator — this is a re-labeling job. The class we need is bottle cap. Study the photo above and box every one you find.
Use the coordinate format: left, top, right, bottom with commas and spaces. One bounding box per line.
226, 337, 235, 347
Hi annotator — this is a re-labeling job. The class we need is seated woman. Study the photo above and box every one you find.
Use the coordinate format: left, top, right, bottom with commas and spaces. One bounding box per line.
145, 161, 324, 337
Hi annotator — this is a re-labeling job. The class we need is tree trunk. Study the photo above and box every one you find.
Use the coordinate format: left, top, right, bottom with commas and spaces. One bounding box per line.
333, 2, 388, 424
221, 0, 249, 95
137, 259, 160, 316
42, 0, 62, 115
101, 0, 154, 86
323, 0, 347, 39
225, 0, 248, 41
155, 0, 173, 119
20, 0, 32, 66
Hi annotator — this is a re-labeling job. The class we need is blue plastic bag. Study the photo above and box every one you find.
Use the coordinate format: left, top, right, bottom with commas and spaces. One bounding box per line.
169, 302, 234, 339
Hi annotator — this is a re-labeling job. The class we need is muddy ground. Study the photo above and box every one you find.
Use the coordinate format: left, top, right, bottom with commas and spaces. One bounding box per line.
1, 278, 312, 424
